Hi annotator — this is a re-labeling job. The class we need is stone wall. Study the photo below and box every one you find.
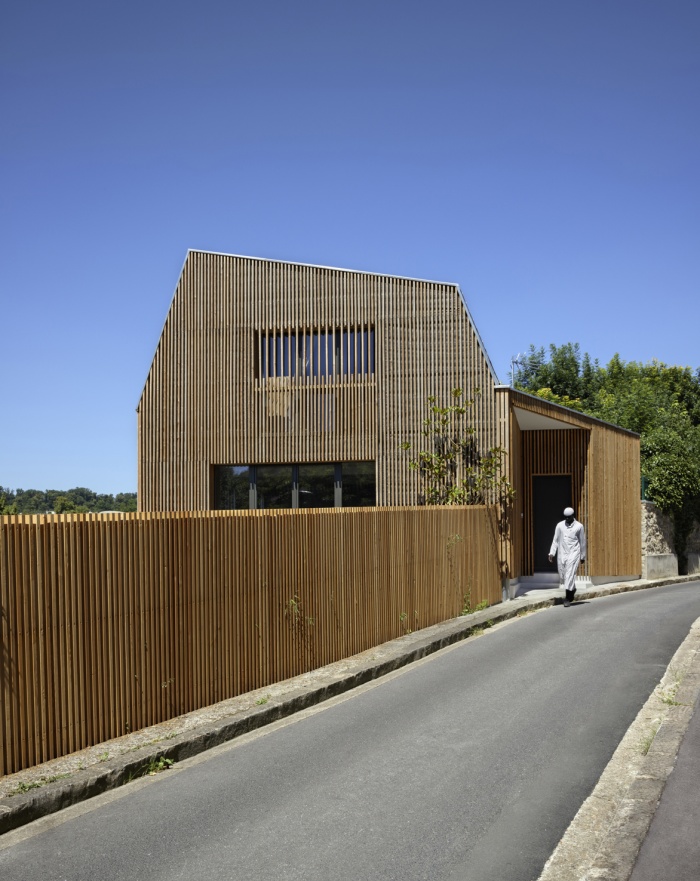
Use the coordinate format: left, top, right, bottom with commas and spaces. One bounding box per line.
687, 520, 700, 576
687, 520, 700, 554
641, 501, 675, 556
641, 500, 700, 577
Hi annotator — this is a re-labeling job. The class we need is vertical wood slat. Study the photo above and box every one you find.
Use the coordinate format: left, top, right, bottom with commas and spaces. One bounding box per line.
137, 252, 500, 512
500, 389, 642, 579
0, 505, 500, 777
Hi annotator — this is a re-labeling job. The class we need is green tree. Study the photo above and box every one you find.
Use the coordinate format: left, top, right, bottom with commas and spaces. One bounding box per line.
400, 389, 514, 507
641, 407, 700, 511
0, 493, 18, 515
515, 344, 700, 572
4, 486, 138, 514
53, 496, 84, 514
114, 493, 138, 512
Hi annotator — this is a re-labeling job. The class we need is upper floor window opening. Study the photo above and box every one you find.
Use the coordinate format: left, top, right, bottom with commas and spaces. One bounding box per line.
257, 326, 375, 380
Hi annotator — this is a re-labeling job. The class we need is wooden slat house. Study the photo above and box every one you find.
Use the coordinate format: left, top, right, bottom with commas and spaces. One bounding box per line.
495, 388, 641, 587
138, 251, 641, 590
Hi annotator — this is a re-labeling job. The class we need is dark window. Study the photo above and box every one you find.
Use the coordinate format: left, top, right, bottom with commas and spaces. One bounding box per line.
256, 465, 294, 509
213, 462, 376, 510
341, 462, 376, 507
258, 327, 375, 380
212, 466, 251, 510
297, 463, 337, 508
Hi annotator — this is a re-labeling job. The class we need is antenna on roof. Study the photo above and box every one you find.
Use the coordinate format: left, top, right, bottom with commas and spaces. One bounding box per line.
510, 353, 524, 387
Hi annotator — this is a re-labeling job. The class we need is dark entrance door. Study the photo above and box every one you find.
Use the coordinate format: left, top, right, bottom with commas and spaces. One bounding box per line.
533, 475, 573, 571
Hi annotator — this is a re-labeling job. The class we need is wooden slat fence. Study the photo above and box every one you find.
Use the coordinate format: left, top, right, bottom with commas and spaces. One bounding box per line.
0, 506, 499, 776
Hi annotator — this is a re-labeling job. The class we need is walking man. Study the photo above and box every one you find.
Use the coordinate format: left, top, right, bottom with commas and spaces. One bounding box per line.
548, 507, 586, 607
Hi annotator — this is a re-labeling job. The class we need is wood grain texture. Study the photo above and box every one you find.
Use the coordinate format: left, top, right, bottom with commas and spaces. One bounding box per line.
498, 389, 641, 578
137, 252, 500, 511
0, 506, 499, 776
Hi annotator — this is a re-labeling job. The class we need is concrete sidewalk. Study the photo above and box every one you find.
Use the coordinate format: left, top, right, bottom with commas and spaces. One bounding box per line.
630, 687, 700, 881
536, 588, 700, 881
2, 575, 699, 881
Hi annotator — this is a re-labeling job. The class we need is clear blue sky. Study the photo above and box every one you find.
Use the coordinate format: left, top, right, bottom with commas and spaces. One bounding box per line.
2, 1, 698, 495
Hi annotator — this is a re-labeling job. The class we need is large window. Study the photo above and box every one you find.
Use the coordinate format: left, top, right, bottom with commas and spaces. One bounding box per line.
256, 465, 294, 510
298, 463, 337, 508
212, 465, 251, 510
212, 462, 375, 509
258, 327, 375, 380
341, 461, 376, 507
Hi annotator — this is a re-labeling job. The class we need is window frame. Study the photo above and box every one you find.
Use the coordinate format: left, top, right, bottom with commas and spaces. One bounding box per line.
211, 462, 375, 510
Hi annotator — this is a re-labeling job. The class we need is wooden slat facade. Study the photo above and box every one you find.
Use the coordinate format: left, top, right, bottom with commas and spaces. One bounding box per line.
137, 253, 641, 583
0, 506, 499, 777
137, 252, 500, 511
496, 388, 641, 579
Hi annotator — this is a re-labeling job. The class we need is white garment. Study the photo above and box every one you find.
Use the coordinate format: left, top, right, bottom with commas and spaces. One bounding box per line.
549, 519, 587, 592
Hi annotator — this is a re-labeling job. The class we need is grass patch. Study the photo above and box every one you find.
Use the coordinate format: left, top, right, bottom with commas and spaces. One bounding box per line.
8, 773, 71, 797
658, 690, 684, 707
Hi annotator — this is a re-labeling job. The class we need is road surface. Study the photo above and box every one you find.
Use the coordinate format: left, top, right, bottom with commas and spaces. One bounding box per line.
2, 582, 699, 881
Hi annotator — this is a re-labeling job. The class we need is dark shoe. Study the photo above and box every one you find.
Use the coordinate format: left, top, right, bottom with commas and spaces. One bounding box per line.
563, 590, 571, 607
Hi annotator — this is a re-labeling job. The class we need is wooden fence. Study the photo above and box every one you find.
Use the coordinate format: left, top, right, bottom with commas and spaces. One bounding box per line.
0, 506, 500, 776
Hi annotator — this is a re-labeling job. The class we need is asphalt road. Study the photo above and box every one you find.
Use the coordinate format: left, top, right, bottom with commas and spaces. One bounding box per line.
2, 582, 700, 881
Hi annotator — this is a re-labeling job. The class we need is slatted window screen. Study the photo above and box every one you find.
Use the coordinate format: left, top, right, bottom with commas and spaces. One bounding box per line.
257, 327, 375, 380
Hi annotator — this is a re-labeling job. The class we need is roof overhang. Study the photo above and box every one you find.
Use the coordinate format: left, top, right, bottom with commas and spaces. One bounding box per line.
495, 385, 640, 437
512, 406, 578, 431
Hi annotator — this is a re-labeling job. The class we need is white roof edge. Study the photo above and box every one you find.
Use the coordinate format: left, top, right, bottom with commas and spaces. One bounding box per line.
188, 251, 503, 384
138, 250, 503, 403
454, 284, 501, 386
136, 250, 192, 409
185, 249, 461, 288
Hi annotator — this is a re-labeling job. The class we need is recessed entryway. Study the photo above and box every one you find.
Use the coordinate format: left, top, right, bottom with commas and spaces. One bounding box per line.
532, 475, 573, 572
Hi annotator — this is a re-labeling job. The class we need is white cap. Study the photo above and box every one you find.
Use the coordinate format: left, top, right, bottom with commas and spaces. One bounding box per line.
563, 507, 575, 517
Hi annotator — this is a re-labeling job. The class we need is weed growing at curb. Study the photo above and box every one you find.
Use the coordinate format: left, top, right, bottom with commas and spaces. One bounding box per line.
146, 756, 174, 775
255, 695, 271, 706
656, 667, 688, 706
658, 690, 684, 707
516, 608, 533, 617
8, 773, 71, 797
640, 721, 661, 756
461, 592, 489, 617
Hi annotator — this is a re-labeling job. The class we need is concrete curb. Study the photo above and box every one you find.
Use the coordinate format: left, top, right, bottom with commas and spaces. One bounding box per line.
1, 575, 698, 838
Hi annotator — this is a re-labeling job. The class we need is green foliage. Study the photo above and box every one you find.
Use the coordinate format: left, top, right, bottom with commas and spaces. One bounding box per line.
525, 387, 587, 412
514, 344, 700, 572
400, 389, 515, 507
0, 493, 18, 515
460, 593, 490, 616
512, 343, 602, 411
145, 756, 174, 775
8, 773, 70, 796
641, 406, 700, 512
0, 486, 137, 514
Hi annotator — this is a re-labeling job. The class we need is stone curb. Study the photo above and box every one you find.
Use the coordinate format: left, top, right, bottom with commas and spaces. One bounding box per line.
536, 607, 700, 881
1, 575, 697, 837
